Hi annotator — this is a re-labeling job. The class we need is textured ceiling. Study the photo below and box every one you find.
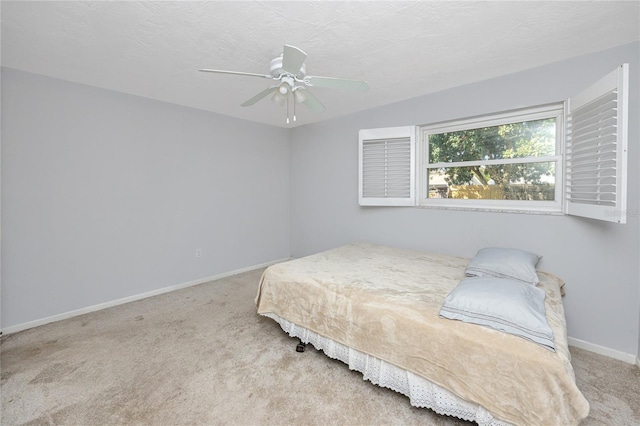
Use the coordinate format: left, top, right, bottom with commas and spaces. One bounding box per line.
2, 1, 639, 128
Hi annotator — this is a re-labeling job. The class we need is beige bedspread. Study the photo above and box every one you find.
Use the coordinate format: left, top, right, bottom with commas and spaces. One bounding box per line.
255, 243, 589, 426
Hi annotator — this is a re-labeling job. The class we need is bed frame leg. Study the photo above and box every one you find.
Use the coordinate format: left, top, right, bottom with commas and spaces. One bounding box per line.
295, 339, 307, 353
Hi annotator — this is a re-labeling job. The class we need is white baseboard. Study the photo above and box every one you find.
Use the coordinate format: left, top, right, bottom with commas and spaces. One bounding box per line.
568, 336, 637, 365
1, 258, 289, 336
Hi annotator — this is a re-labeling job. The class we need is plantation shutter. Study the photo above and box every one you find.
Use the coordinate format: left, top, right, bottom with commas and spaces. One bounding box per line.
565, 64, 629, 223
359, 126, 415, 206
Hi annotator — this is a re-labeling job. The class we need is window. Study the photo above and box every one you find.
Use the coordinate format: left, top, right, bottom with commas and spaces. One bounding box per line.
418, 104, 563, 213
358, 64, 629, 223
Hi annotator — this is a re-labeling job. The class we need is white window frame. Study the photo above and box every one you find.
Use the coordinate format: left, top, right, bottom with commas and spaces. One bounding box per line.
417, 104, 564, 214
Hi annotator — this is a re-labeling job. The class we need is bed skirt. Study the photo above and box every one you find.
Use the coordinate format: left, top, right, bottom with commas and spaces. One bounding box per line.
262, 312, 512, 426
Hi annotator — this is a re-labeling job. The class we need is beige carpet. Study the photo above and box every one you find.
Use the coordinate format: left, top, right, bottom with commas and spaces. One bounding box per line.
1, 268, 639, 425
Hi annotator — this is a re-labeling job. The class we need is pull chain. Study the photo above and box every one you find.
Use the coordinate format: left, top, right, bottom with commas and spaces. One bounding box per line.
286, 95, 290, 124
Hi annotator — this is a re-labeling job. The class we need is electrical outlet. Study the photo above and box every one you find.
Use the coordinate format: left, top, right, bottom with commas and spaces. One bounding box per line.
195, 249, 202, 258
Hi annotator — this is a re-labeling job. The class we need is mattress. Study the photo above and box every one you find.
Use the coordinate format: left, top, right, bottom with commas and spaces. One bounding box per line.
255, 243, 589, 425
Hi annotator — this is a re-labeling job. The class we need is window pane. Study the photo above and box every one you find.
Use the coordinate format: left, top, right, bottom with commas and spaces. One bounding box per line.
429, 118, 556, 164
427, 162, 556, 201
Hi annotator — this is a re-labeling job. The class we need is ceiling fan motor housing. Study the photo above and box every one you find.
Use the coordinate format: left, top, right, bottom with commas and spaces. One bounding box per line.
270, 55, 306, 79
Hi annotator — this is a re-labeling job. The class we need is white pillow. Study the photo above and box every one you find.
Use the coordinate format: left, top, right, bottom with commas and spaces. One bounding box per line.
439, 276, 555, 351
465, 247, 541, 285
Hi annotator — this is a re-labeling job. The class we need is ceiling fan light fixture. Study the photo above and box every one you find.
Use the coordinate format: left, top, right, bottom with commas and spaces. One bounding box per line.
293, 88, 307, 103
271, 91, 286, 106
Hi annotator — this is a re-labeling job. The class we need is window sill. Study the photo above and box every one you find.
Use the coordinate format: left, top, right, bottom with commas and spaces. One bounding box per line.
416, 204, 564, 216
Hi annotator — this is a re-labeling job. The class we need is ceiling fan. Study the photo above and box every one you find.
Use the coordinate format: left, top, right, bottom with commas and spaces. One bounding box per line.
199, 45, 369, 124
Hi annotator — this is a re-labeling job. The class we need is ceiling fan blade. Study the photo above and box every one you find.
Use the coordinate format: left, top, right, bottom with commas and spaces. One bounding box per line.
282, 45, 307, 75
199, 69, 273, 79
241, 87, 278, 106
301, 89, 325, 113
305, 76, 369, 91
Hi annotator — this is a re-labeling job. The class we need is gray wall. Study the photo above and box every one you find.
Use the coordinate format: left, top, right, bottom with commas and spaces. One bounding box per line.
289, 42, 640, 356
1, 68, 290, 329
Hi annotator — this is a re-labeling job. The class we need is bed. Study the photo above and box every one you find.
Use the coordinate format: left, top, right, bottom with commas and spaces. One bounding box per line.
255, 243, 589, 425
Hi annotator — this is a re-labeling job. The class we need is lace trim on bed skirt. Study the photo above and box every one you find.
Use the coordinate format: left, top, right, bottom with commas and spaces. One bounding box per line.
263, 313, 512, 426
